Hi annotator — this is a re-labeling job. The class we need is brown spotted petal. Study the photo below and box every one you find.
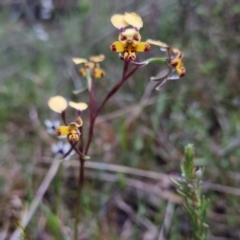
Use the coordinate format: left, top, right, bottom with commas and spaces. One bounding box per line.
110, 41, 125, 52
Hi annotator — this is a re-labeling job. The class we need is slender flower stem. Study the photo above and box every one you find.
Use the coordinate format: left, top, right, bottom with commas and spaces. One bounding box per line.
63, 142, 76, 159
55, 163, 63, 238
74, 62, 139, 239
122, 61, 129, 79
84, 63, 139, 155
84, 77, 96, 155
90, 78, 96, 120
79, 126, 84, 153
55, 162, 62, 219
74, 156, 84, 240
61, 111, 68, 126
74, 126, 85, 240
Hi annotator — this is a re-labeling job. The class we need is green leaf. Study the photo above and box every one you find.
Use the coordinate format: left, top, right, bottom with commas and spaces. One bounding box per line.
170, 177, 182, 187
142, 57, 167, 65
184, 144, 195, 179
177, 189, 188, 198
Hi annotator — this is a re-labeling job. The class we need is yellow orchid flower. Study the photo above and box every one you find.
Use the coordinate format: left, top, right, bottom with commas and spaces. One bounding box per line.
147, 39, 186, 77
110, 13, 150, 61
56, 117, 83, 143
72, 55, 105, 79
170, 56, 185, 77
169, 48, 185, 77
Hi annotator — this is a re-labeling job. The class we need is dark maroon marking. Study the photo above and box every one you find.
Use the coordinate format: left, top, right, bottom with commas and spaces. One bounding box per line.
179, 72, 185, 77
79, 70, 84, 75
133, 35, 139, 41
144, 45, 150, 52
120, 35, 127, 41
111, 45, 116, 52
171, 62, 178, 67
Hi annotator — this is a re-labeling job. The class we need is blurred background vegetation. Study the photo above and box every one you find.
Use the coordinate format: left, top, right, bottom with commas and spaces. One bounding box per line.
1, 0, 240, 239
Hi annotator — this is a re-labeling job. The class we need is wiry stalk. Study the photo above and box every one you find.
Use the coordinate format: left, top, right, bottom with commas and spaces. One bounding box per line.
74, 155, 84, 240
74, 62, 139, 239
84, 62, 139, 155
74, 75, 95, 239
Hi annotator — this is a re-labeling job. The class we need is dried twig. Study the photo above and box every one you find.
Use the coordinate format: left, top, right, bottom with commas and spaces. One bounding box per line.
218, 137, 240, 157
38, 157, 240, 197
9, 158, 60, 240
158, 201, 175, 240
84, 171, 183, 204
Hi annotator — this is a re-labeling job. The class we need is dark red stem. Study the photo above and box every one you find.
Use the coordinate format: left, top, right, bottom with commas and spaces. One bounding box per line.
74, 156, 84, 239
61, 111, 68, 126
84, 62, 139, 155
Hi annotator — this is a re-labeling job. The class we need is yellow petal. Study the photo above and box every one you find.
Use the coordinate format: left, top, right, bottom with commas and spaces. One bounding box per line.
123, 52, 129, 60
72, 58, 88, 64
170, 57, 184, 68
170, 58, 186, 76
69, 101, 88, 111
48, 96, 67, 113
56, 126, 70, 136
146, 39, 169, 48
92, 68, 105, 78
110, 41, 125, 52
123, 12, 143, 29
111, 14, 129, 29
129, 52, 136, 61
123, 51, 136, 61
68, 132, 80, 143
89, 54, 105, 63
135, 42, 151, 52
68, 123, 79, 130
175, 60, 186, 77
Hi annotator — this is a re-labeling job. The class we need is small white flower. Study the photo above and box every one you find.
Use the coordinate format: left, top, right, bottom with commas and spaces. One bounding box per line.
44, 119, 60, 134
51, 141, 75, 160
44, 119, 66, 139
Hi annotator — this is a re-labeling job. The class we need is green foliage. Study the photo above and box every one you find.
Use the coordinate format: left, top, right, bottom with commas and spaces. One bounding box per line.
173, 144, 209, 240
1, 0, 240, 239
